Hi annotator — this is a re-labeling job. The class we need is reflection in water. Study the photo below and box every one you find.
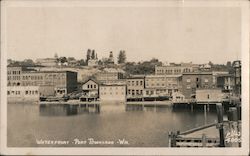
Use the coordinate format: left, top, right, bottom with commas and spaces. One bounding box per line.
39, 104, 100, 116
8, 103, 218, 147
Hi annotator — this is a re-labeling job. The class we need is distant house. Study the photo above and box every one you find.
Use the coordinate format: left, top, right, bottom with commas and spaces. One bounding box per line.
36, 58, 58, 67
95, 68, 125, 84
99, 84, 126, 101
81, 79, 99, 101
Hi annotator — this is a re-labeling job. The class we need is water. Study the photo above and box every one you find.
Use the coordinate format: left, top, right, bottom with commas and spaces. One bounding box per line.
7, 102, 218, 147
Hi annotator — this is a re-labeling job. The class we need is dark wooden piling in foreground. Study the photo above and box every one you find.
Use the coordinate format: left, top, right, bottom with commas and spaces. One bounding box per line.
216, 103, 225, 147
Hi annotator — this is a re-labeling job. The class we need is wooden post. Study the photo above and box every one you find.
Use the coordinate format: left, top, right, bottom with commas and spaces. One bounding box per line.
168, 132, 172, 147
216, 103, 225, 147
191, 103, 193, 112
228, 107, 239, 147
204, 104, 206, 112
202, 133, 206, 147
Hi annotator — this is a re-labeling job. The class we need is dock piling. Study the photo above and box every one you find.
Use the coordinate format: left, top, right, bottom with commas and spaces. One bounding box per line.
216, 103, 225, 147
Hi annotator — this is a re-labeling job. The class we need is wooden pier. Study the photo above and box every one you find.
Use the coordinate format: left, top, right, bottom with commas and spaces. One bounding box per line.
168, 103, 242, 147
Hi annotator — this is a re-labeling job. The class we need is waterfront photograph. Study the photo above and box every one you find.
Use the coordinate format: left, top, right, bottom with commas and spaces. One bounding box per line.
1, 0, 249, 155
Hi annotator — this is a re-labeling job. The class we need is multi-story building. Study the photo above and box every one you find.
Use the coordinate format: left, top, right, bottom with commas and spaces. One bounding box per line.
99, 84, 126, 101
7, 66, 23, 86
155, 62, 199, 75
181, 72, 214, 99
126, 76, 145, 98
95, 68, 125, 83
7, 86, 40, 102
145, 75, 182, 97
215, 74, 234, 92
7, 66, 78, 96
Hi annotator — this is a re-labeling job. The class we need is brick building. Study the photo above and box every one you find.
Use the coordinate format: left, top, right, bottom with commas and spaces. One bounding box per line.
181, 72, 214, 99
126, 76, 145, 98
7, 66, 77, 96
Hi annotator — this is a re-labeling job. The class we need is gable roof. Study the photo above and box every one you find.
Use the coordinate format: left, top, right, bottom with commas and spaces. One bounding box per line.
82, 78, 99, 85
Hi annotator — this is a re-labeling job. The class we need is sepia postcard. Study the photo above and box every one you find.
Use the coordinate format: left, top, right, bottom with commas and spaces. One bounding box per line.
0, 0, 249, 155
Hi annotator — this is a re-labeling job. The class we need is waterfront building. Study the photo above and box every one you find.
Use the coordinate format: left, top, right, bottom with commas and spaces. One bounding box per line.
99, 84, 126, 101
7, 66, 24, 86
81, 79, 99, 101
7, 66, 78, 96
36, 58, 58, 67
126, 76, 145, 98
7, 86, 40, 102
145, 75, 182, 97
181, 72, 214, 99
195, 88, 223, 103
155, 62, 199, 75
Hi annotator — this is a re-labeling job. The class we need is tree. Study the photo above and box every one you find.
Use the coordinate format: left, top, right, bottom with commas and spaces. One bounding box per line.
59, 57, 67, 63
118, 50, 126, 64
78, 59, 86, 66
91, 50, 95, 59
86, 49, 91, 62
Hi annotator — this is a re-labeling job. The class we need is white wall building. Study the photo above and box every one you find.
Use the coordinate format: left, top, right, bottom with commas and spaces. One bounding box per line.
99, 84, 126, 101
196, 89, 223, 103
7, 86, 40, 102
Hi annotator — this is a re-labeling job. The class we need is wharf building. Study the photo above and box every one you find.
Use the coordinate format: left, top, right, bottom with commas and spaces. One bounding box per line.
99, 84, 126, 102
126, 76, 145, 100
81, 79, 99, 101
144, 75, 182, 98
7, 66, 78, 98
181, 72, 214, 100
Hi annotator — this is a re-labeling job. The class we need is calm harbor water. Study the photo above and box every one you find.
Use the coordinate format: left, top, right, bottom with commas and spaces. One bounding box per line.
7, 102, 218, 147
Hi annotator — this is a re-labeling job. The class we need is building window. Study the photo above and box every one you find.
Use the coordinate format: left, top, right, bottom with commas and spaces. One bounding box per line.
140, 90, 143, 95
146, 91, 149, 95
140, 81, 143, 86
136, 81, 138, 86
25, 91, 28, 95
128, 90, 131, 94
187, 79, 191, 83
132, 81, 134, 86
7, 91, 10, 95
90, 85, 93, 88
187, 85, 191, 89
136, 90, 139, 95
196, 78, 199, 82
87, 85, 90, 88
132, 90, 135, 95
207, 94, 210, 99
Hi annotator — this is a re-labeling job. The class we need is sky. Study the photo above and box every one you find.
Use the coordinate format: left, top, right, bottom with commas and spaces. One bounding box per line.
5, 4, 241, 64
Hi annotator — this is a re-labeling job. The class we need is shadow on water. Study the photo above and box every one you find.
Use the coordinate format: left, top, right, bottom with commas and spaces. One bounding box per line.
39, 104, 100, 116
